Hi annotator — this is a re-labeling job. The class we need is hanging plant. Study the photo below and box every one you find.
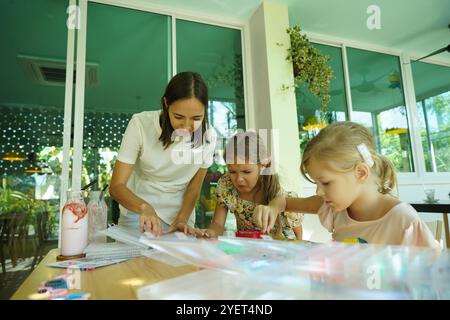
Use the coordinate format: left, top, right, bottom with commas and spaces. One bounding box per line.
286, 25, 334, 113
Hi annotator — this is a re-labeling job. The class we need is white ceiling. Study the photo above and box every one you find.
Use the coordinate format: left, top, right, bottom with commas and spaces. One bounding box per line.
143, 0, 450, 63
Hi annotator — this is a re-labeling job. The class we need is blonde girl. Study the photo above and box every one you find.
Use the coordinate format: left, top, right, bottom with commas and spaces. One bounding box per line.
256, 122, 439, 249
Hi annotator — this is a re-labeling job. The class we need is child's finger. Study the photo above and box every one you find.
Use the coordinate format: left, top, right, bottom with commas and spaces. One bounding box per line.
254, 205, 263, 228
267, 216, 276, 233
194, 230, 202, 238
261, 206, 270, 233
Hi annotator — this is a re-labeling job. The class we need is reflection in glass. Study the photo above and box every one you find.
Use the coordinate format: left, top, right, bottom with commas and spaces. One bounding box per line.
83, 3, 171, 225
176, 19, 245, 134
0, 0, 68, 243
347, 47, 414, 172
412, 61, 450, 172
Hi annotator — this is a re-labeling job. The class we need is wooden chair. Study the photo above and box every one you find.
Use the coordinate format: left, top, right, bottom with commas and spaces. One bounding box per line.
30, 211, 54, 270
425, 220, 443, 245
0, 217, 7, 274
1, 212, 28, 268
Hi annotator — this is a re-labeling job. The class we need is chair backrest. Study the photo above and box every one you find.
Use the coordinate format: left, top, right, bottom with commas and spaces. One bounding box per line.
34, 211, 49, 244
425, 220, 443, 242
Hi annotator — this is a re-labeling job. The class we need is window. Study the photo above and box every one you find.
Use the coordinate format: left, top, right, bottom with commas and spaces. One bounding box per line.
296, 43, 348, 151
347, 47, 414, 172
412, 62, 450, 172
0, 0, 69, 239
83, 3, 171, 223
176, 19, 245, 228
176, 19, 245, 134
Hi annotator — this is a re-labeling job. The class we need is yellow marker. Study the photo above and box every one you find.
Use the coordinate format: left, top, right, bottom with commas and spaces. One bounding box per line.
342, 238, 359, 244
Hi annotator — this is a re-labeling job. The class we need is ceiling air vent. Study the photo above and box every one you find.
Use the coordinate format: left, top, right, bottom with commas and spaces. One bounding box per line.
17, 54, 98, 87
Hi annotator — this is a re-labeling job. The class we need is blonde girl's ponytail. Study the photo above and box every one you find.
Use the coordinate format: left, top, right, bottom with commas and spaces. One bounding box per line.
375, 154, 398, 195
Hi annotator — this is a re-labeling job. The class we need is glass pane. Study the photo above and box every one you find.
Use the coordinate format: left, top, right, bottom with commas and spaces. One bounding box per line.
0, 0, 68, 254
176, 19, 244, 229
176, 19, 245, 133
412, 62, 450, 172
296, 43, 348, 151
347, 47, 414, 172
83, 3, 171, 224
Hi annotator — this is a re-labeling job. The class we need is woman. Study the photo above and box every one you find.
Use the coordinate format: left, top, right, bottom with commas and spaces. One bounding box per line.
110, 72, 217, 236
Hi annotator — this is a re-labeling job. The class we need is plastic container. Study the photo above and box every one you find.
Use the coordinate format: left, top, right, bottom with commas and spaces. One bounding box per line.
87, 191, 108, 243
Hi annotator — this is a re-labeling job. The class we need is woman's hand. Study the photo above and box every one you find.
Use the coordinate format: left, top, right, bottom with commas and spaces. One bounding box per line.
193, 228, 217, 239
163, 219, 196, 236
139, 205, 161, 236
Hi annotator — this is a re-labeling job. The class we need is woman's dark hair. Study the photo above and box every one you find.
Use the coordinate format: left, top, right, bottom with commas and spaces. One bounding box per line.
159, 72, 209, 149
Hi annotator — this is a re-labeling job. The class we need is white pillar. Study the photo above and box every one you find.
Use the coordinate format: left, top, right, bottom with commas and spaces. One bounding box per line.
247, 2, 331, 242
248, 1, 301, 193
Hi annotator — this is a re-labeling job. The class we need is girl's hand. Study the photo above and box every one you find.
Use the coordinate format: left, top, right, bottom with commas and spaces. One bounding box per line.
254, 204, 279, 233
193, 228, 217, 239
140, 205, 161, 236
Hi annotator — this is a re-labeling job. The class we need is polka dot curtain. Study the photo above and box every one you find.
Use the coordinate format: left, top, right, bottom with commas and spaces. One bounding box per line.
0, 105, 131, 176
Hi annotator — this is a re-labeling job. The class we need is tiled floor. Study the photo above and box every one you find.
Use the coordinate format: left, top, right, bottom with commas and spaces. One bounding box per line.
0, 258, 34, 300
1, 243, 57, 300
0, 272, 30, 300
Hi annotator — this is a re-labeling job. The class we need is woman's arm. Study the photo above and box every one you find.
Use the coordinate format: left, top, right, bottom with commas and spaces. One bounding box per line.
109, 160, 161, 235
286, 195, 323, 213
163, 168, 208, 233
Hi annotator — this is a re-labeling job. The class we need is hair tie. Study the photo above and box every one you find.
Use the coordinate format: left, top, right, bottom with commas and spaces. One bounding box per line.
356, 143, 374, 167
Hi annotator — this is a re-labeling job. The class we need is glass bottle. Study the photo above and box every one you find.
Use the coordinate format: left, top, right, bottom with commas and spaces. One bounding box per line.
87, 191, 108, 243
61, 191, 89, 256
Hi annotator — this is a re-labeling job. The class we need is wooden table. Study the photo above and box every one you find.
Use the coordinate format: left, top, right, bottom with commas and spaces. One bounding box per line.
411, 202, 450, 249
10, 249, 198, 300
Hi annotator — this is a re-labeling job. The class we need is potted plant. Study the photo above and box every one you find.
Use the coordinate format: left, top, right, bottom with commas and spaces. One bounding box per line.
285, 25, 334, 114
204, 162, 226, 185
0, 185, 30, 217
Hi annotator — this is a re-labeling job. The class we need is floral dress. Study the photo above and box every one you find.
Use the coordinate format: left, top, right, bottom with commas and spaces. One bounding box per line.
215, 173, 303, 240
